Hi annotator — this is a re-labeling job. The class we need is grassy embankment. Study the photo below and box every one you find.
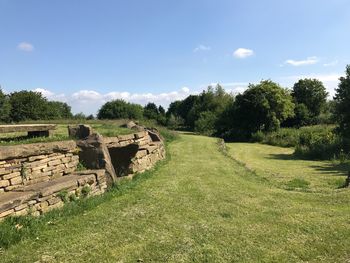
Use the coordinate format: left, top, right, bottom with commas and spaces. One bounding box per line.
1, 134, 350, 262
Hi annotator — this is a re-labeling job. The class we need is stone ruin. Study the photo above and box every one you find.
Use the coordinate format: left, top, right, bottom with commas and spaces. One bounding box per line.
0, 125, 165, 219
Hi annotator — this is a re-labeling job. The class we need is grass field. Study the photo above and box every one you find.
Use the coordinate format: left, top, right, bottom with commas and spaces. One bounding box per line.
227, 143, 350, 192
1, 134, 350, 262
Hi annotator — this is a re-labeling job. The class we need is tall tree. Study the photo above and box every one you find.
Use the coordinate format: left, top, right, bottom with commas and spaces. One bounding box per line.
292, 78, 328, 118
143, 103, 159, 120
223, 80, 295, 139
0, 88, 11, 122
334, 65, 350, 139
9, 91, 49, 121
97, 99, 143, 120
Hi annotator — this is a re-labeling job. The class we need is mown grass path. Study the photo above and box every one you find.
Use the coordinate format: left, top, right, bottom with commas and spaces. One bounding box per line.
2, 135, 350, 262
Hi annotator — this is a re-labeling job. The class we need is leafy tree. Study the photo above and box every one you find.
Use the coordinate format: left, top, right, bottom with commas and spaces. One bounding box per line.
143, 103, 159, 120
194, 111, 217, 135
74, 112, 87, 120
166, 84, 233, 132
222, 80, 295, 140
166, 113, 184, 129
86, 114, 95, 120
292, 78, 328, 120
158, 105, 165, 116
9, 91, 49, 121
97, 99, 143, 120
0, 88, 11, 122
46, 101, 73, 119
334, 65, 350, 140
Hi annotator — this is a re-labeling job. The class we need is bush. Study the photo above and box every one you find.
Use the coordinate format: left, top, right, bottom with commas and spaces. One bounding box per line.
98, 99, 143, 120
194, 111, 217, 136
294, 130, 344, 160
251, 128, 300, 147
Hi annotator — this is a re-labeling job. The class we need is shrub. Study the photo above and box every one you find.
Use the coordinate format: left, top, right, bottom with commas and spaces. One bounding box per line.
98, 99, 143, 120
294, 129, 343, 160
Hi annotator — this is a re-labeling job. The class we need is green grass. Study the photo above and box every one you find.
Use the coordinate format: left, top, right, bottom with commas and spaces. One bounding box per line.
227, 142, 350, 192
1, 135, 350, 262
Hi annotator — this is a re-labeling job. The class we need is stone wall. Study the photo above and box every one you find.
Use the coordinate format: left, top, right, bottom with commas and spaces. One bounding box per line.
78, 128, 166, 181
0, 170, 107, 218
0, 141, 79, 193
0, 125, 166, 220
0, 140, 108, 220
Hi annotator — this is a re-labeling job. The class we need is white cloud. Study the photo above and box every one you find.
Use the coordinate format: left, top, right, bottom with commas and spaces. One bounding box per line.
32, 87, 193, 115
323, 60, 338, 67
233, 48, 254, 58
33, 88, 54, 97
285, 56, 318, 66
17, 42, 34, 52
193, 45, 211, 52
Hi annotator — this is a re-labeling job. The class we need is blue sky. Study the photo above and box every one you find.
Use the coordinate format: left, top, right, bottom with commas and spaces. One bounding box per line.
1, 0, 349, 114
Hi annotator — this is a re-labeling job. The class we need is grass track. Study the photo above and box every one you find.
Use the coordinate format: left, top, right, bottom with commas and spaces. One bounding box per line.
1, 134, 350, 262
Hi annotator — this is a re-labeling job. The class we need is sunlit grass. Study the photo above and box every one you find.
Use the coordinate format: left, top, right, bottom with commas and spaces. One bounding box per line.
1, 134, 350, 262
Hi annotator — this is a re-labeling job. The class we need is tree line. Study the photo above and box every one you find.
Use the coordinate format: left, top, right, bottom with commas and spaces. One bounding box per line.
98, 65, 350, 155
0, 90, 73, 122
1, 65, 349, 152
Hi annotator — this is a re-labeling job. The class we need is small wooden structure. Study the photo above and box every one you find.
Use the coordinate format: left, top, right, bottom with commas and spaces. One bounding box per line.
0, 124, 57, 137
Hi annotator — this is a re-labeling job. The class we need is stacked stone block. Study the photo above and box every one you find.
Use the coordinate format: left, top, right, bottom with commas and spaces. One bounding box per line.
0, 170, 107, 219
0, 153, 79, 193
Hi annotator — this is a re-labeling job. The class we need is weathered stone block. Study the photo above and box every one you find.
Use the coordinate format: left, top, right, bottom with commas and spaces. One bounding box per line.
47, 197, 61, 205
0, 180, 10, 187
14, 203, 28, 211
32, 164, 48, 172
10, 176, 23, 185
0, 140, 77, 160
48, 159, 62, 166
2, 171, 20, 180
28, 155, 47, 162
0, 209, 14, 218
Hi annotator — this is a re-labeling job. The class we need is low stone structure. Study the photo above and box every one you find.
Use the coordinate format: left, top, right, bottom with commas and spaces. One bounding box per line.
78, 129, 165, 181
0, 124, 166, 220
0, 141, 79, 192
0, 124, 57, 137
0, 170, 107, 218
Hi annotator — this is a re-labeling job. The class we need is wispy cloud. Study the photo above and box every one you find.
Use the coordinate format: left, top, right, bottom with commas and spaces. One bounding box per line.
233, 48, 254, 58
193, 45, 211, 52
17, 42, 34, 52
323, 60, 338, 67
284, 56, 318, 66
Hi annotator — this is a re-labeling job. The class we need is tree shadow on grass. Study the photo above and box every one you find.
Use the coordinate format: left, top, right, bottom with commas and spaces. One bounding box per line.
267, 153, 297, 161
268, 153, 350, 177
309, 162, 350, 176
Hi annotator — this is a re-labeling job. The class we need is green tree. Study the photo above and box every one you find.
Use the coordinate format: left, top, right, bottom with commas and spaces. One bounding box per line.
143, 103, 159, 120
9, 91, 49, 121
334, 65, 350, 140
0, 88, 11, 122
46, 101, 73, 119
194, 111, 217, 135
97, 99, 143, 120
292, 78, 328, 120
223, 80, 295, 140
